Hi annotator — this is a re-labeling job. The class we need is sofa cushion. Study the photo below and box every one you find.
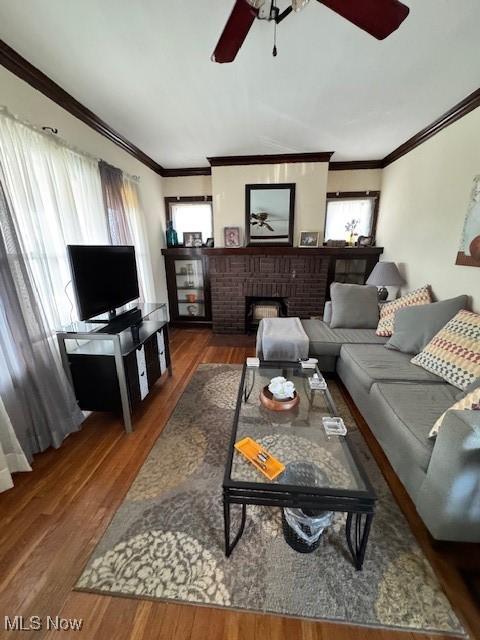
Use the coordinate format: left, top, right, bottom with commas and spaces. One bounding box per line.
331, 328, 388, 346
339, 344, 445, 393
376, 286, 432, 337
369, 382, 459, 472
330, 283, 379, 329
411, 309, 480, 390
301, 319, 341, 357
386, 295, 468, 354
301, 321, 389, 358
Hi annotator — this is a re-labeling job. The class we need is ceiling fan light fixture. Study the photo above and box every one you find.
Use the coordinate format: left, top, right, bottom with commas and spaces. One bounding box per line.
292, 0, 310, 11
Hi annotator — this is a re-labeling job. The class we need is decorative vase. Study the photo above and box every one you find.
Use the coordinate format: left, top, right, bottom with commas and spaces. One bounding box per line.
469, 235, 480, 261
268, 376, 295, 400
166, 221, 178, 247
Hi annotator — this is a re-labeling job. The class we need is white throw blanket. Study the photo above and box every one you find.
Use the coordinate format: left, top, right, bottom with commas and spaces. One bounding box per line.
256, 317, 309, 361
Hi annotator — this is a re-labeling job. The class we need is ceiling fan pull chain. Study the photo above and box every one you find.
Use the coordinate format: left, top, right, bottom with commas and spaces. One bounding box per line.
272, 5, 278, 57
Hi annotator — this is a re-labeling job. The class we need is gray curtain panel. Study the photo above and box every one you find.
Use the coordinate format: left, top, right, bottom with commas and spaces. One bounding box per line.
99, 160, 133, 245
0, 178, 84, 461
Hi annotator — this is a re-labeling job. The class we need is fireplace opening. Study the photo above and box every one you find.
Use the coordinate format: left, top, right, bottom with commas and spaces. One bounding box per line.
246, 296, 287, 333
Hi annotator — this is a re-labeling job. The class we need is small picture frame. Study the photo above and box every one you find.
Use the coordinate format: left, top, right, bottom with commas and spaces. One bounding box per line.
184, 232, 202, 248
299, 231, 319, 248
224, 226, 241, 248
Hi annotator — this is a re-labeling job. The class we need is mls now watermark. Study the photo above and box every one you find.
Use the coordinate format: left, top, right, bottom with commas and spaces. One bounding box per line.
4, 616, 83, 631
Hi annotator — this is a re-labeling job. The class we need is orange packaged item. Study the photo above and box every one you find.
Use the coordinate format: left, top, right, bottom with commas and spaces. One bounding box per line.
234, 437, 285, 481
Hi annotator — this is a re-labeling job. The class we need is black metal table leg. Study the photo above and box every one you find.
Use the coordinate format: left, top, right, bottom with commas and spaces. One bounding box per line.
244, 368, 255, 402
346, 512, 373, 570
223, 492, 247, 557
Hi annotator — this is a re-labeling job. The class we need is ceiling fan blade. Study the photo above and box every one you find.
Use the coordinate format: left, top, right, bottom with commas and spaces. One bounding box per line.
211, 0, 259, 63
317, 0, 409, 40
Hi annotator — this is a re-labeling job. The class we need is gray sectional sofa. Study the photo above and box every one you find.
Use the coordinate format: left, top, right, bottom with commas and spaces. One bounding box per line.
298, 308, 480, 543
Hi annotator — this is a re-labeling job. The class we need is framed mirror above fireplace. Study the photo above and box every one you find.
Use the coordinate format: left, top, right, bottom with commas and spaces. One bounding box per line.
245, 183, 295, 246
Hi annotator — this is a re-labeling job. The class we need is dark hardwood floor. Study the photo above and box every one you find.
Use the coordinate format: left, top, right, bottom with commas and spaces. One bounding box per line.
0, 328, 478, 640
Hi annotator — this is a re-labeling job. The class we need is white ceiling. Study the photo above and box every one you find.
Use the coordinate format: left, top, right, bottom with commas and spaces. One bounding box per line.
1, 0, 479, 168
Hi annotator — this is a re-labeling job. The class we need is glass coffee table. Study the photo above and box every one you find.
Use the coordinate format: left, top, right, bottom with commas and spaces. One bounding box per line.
223, 361, 377, 570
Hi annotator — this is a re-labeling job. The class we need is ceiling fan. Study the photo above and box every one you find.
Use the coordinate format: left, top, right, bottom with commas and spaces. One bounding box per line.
211, 0, 410, 63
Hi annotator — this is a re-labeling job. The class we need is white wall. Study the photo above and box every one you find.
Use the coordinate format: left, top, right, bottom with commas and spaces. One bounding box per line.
0, 66, 167, 302
377, 106, 480, 311
162, 175, 212, 197
327, 169, 382, 193
162, 168, 383, 247
211, 162, 329, 247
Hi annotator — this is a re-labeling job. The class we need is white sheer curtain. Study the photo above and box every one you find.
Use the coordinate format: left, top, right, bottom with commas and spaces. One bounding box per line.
122, 175, 155, 301
0, 109, 108, 329
0, 394, 31, 493
0, 109, 157, 486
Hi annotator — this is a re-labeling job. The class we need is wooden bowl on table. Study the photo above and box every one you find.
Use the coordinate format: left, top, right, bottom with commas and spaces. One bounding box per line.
259, 386, 300, 411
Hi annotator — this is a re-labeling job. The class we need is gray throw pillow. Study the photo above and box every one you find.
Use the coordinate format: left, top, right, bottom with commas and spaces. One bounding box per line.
386, 295, 468, 354
330, 283, 379, 329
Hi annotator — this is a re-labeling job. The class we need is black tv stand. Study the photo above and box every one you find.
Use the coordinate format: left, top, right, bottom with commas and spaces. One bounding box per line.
56, 303, 170, 433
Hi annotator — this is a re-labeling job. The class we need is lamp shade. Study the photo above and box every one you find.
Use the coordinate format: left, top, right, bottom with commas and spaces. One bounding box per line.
366, 262, 405, 286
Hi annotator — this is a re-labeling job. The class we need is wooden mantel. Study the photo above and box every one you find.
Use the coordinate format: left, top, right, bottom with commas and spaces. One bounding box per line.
161, 246, 384, 257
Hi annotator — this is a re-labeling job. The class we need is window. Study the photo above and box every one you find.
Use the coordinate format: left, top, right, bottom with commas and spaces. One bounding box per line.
165, 196, 213, 245
324, 192, 379, 242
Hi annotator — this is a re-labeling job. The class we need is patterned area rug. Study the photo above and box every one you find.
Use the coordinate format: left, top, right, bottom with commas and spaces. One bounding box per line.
77, 364, 465, 636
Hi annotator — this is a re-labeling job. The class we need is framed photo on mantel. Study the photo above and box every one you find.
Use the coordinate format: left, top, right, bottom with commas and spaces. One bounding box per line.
299, 231, 319, 247
224, 226, 241, 247
245, 183, 295, 247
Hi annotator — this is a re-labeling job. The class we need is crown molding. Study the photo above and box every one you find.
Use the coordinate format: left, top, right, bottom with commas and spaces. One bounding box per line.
329, 160, 383, 171
382, 87, 480, 167
162, 167, 212, 177
0, 39, 166, 176
207, 152, 334, 167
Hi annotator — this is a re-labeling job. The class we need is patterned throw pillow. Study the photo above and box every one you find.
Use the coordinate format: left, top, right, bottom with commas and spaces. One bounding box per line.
376, 286, 432, 337
411, 310, 480, 390
429, 387, 480, 438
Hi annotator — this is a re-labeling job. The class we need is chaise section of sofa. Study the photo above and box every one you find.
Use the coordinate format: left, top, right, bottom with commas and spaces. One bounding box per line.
351, 381, 458, 499
257, 305, 479, 542
334, 340, 479, 541
415, 410, 480, 541
300, 319, 388, 372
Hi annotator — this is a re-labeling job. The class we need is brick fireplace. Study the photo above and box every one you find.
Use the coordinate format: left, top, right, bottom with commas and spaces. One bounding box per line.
162, 246, 383, 333
208, 253, 330, 333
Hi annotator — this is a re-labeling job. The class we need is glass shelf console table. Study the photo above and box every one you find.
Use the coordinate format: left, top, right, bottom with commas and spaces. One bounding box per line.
56, 303, 170, 433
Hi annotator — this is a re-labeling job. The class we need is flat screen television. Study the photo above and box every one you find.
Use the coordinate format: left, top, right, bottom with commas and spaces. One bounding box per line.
68, 245, 139, 321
